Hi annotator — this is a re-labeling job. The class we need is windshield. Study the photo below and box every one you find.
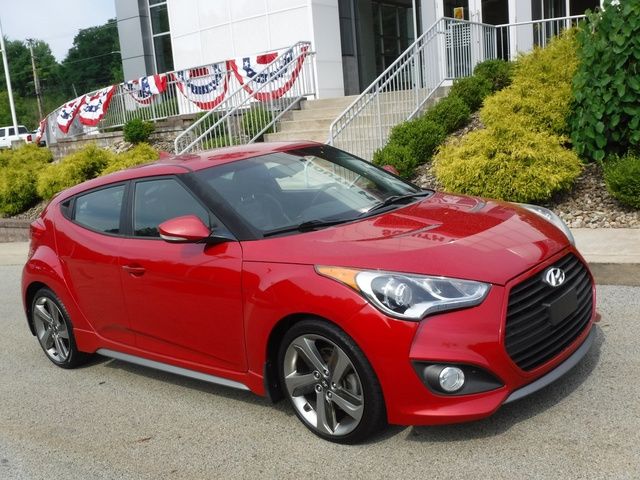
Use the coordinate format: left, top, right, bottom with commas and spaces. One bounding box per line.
196, 145, 429, 236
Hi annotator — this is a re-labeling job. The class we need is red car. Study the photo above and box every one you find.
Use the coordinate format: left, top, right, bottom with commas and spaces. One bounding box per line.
22, 142, 597, 443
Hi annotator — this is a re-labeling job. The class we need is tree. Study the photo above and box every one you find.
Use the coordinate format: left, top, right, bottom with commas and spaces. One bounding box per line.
60, 19, 123, 95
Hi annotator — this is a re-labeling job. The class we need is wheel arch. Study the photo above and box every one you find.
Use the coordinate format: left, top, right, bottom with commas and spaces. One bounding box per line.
24, 281, 48, 335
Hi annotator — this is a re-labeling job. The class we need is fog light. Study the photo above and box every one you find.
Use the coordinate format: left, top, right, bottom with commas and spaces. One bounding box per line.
439, 367, 465, 392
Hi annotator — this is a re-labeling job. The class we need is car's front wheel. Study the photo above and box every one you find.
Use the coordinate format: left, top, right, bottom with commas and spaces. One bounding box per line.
279, 319, 386, 443
31, 288, 90, 369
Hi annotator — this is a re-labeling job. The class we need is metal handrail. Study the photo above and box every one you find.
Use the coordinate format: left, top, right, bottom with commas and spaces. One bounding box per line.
328, 17, 496, 160
328, 14, 585, 161
174, 41, 315, 154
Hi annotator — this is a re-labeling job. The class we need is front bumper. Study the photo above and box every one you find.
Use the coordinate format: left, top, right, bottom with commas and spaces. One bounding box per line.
368, 248, 597, 426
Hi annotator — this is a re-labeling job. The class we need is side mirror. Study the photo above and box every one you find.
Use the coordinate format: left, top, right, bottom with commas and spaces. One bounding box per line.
158, 215, 212, 243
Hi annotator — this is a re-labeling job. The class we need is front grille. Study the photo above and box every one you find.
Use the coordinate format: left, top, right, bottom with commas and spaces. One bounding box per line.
505, 254, 593, 371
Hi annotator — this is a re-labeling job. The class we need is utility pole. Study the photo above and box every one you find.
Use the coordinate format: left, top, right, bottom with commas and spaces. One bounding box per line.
26, 38, 44, 119
0, 17, 19, 136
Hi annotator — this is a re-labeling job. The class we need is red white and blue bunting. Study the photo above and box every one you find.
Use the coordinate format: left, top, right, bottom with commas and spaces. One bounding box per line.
78, 86, 116, 126
172, 62, 229, 110
230, 45, 309, 101
56, 96, 86, 133
124, 74, 168, 105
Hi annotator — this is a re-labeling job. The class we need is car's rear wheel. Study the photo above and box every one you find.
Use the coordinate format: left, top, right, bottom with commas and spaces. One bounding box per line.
31, 288, 90, 369
279, 319, 386, 443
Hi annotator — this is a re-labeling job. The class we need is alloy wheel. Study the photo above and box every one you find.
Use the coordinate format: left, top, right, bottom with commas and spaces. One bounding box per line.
33, 296, 71, 363
283, 333, 365, 436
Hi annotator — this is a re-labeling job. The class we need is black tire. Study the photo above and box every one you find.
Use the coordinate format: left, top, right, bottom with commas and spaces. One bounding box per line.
31, 287, 91, 369
278, 318, 387, 444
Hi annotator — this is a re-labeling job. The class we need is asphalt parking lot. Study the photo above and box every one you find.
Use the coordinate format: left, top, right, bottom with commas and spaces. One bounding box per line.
1, 263, 638, 480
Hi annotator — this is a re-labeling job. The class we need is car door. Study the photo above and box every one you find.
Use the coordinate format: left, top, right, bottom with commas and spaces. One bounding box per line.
119, 176, 246, 371
56, 183, 133, 345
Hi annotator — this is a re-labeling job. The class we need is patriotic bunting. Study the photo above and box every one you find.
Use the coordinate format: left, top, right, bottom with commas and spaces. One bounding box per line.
79, 86, 116, 126
52, 45, 309, 136
172, 62, 229, 110
124, 74, 168, 105
230, 45, 309, 101
56, 96, 86, 133
35, 118, 47, 144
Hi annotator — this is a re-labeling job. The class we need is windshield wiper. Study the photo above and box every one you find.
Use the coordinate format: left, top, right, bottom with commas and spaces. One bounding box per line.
263, 218, 354, 237
362, 191, 432, 216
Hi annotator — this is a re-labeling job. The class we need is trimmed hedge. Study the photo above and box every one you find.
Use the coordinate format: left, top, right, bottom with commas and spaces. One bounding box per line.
37, 144, 115, 200
473, 59, 513, 92
434, 124, 582, 203
435, 32, 582, 202
372, 144, 416, 179
423, 95, 470, 135
448, 75, 492, 111
0, 144, 53, 216
101, 143, 160, 175
604, 153, 640, 208
123, 118, 155, 144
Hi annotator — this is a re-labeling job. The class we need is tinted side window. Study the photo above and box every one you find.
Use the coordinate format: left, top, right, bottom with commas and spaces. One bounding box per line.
18, 126, 28, 134
7, 127, 14, 136
134, 178, 209, 237
74, 185, 125, 234
0, 128, 5, 137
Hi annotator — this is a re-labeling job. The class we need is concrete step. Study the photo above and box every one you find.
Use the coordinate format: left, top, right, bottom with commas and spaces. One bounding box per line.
300, 95, 360, 111
264, 129, 329, 143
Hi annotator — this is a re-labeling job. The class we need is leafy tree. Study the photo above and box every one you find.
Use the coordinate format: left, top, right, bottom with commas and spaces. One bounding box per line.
60, 19, 123, 95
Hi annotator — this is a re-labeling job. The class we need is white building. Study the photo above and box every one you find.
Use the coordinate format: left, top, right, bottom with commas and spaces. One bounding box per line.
116, 0, 601, 99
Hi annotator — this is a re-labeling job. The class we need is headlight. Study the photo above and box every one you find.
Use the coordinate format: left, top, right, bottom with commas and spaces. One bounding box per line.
315, 266, 490, 321
518, 203, 575, 246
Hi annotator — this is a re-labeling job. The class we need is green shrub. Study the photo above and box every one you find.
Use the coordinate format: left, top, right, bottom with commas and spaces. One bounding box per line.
387, 118, 445, 165
481, 32, 577, 137
448, 75, 491, 111
0, 144, 53, 215
473, 59, 514, 92
241, 107, 273, 140
424, 95, 471, 134
101, 143, 160, 175
570, 1, 640, 162
372, 144, 417, 179
37, 144, 114, 199
604, 153, 640, 208
123, 118, 155, 144
0, 167, 39, 215
433, 124, 582, 203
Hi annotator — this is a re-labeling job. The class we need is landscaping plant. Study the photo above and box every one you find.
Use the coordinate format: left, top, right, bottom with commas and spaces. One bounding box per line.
123, 118, 155, 144
570, 0, 640, 162
603, 153, 640, 208
101, 143, 160, 175
0, 144, 53, 215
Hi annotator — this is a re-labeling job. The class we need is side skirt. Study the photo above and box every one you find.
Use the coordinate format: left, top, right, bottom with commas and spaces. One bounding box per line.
96, 348, 250, 391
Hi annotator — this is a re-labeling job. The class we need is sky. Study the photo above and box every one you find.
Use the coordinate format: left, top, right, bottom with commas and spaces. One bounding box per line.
1, 0, 116, 61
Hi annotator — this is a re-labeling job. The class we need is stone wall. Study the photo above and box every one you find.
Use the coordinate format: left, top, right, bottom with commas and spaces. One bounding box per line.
47, 116, 196, 161
0, 219, 30, 242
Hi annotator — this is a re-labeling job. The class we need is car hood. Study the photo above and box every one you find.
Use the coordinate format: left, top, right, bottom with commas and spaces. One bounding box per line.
241, 192, 570, 285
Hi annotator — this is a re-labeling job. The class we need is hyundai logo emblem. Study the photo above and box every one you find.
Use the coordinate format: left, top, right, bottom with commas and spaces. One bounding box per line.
543, 267, 566, 287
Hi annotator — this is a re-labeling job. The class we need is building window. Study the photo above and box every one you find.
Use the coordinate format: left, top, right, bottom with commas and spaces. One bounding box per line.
148, 0, 174, 73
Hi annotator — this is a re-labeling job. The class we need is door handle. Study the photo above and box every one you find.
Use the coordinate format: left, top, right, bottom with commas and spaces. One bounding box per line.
122, 264, 146, 276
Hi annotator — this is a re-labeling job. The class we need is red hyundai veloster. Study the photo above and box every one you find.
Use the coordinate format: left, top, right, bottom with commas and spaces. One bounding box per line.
22, 142, 597, 443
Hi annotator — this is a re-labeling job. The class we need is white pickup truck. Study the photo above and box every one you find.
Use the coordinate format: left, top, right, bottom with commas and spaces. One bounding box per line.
0, 125, 33, 149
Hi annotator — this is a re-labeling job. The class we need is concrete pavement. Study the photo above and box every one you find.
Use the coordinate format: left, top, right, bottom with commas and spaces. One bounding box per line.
1, 228, 638, 284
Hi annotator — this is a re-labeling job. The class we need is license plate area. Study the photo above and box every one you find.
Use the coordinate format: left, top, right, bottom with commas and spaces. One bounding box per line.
544, 288, 578, 327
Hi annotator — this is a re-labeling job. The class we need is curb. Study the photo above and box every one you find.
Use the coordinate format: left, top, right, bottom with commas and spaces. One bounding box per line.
588, 263, 640, 287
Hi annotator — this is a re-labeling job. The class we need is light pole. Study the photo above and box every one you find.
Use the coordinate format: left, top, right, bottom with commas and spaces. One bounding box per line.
0, 17, 19, 135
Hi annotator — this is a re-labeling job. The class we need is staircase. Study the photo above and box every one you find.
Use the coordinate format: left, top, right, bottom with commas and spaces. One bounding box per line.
264, 96, 359, 143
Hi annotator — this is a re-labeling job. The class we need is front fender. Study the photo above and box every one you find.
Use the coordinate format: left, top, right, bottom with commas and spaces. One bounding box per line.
241, 262, 419, 402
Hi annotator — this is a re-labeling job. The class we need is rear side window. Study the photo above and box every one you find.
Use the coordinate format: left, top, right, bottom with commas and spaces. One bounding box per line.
133, 178, 209, 237
74, 185, 125, 234
18, 126, 28, 134
7, 127, 14, 136
0, 128, 5, 137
